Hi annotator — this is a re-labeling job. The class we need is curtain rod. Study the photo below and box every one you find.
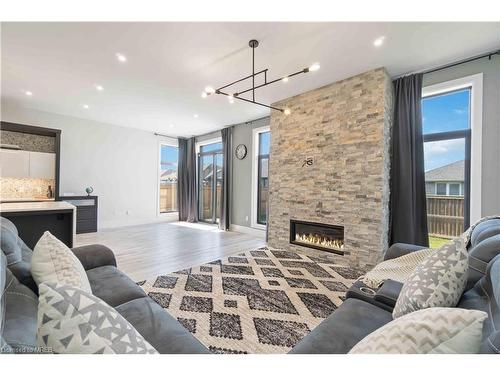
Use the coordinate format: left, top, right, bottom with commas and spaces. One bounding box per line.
395, 49, 499, 79
154, 132, 178, 140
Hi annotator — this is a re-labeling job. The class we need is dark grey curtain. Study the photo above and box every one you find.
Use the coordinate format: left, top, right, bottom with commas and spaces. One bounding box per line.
220, 127, 232, 230
178, 137, 198, 223
389, 74, 429, 246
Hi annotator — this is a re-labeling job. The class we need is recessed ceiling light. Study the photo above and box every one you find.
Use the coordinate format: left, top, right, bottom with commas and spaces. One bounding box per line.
284, 108, 291, 116
25, 91, 33, 96
82, 104, 89, 109
193, 114, 199, 118
373, 36, 385, 47
95, 84, 104, 91
169, 124, 174, 128
116, 53, 127, 62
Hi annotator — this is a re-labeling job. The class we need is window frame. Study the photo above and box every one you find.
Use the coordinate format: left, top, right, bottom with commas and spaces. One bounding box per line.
422, 73, 483, 227
157, 137, 179, 217
251, 125, 270, 230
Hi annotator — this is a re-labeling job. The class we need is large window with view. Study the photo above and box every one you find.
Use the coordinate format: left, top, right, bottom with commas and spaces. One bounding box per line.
159, 144, 178, 213
422, 87, 471, 247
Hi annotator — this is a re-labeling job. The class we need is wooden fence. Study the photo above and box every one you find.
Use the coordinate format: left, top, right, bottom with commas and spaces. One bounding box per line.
426, 195, 464, 238
160, 184, 177, 213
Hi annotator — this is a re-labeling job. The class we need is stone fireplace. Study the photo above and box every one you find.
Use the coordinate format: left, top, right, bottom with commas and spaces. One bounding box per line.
267, 68, 393, 270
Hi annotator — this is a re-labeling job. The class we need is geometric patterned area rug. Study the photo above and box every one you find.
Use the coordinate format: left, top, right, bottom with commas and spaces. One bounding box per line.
138, 247, 365, 354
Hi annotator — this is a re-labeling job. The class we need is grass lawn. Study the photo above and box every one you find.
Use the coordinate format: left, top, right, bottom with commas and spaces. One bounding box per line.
429, 236, 450, 249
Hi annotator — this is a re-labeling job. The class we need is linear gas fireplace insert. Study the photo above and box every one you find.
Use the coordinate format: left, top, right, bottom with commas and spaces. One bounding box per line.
290, 219, 345, 255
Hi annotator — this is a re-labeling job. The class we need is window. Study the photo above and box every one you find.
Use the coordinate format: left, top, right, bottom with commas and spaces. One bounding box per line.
449, 183, 461, 196
436, 183, 447, 195
423, 88, 470, 239
257, 131, 270, 225
159, 143, 178, 213
251, 126, 270, 229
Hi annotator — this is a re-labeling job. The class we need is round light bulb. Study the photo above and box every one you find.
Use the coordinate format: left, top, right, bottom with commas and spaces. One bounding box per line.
95, 85, 104, 91
309, 63, 320, 72
282, 76, 289, 83
228, 95, 234, 104
83, 104, 89, 109
204, 86, 215, 94
25, 91, 33, 96
284, 108, 291, 115
201, 92, 208, 98
193, 114, 199, 118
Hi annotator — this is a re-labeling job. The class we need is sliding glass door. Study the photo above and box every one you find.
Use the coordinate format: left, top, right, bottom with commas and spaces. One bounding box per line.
198, 142, 223, 224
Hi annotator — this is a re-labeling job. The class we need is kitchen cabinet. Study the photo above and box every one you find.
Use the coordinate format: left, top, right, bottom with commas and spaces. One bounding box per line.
29, 151, 56, 179
0, 150, 55, 179
0, 149, 30, 177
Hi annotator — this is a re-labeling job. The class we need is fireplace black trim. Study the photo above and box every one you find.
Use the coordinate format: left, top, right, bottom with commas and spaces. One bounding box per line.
289, 219, 345, 256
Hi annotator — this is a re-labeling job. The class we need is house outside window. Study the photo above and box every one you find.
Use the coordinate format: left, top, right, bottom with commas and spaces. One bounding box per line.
159, 142, 179, 213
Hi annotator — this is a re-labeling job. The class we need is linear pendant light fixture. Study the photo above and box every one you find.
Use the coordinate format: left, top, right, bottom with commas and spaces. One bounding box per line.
202, 39, 320, 114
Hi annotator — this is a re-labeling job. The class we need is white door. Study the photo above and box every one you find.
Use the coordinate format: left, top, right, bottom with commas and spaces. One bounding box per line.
0, 149, 30, 177
29, 152, 56, 179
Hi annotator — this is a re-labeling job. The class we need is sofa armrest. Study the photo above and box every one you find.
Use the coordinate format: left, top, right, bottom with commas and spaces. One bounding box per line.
374, 279, 403, 308
384, 243, 427, 261
71, 244, 117, 270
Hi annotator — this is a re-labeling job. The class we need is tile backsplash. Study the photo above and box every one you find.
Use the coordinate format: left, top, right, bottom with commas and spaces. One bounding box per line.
1, 177, 55, 199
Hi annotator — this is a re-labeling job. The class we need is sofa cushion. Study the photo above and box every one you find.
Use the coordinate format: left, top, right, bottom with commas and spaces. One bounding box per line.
350, 307, 487, 354
31, 232, 91, 293
116, 297, 210, 354
37, 283, 157, 354
289, 298, 392, 354
393, 237, 468, 319
2, 265, 38, 353
467, 233, 500, 290
1, 216, 23, 265
86, 266, 146, 307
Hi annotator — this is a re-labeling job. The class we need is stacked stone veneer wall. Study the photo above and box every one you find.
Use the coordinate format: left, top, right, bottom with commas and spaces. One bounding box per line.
267, 68, 393, 270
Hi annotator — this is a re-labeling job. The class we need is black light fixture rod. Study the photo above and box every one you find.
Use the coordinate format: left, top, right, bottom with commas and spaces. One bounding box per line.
234, 68, 307, 97
218, 90, 283, 112
252, 42, 255, 101
215, 68, 268, 92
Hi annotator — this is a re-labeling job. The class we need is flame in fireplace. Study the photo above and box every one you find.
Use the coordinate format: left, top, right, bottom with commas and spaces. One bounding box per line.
295, 233, 344, 250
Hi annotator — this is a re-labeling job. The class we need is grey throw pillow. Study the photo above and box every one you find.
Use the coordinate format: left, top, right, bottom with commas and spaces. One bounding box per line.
37, 283, 158, 354
393, 237, 468, 319
350, 307, 487, 354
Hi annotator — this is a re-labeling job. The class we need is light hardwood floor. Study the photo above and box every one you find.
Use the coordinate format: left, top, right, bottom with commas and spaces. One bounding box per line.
75, 221, 266, 281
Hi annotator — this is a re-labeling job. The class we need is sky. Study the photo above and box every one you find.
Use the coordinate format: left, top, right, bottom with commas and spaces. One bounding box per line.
160, 144, 178, 172
422, 88, 470, 172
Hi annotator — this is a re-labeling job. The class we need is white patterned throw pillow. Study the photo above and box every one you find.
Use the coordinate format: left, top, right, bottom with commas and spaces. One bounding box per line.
392, 237, 468, 319
31, 231, 92, 293
349, 308, 487, 354
37, 283, 158, 354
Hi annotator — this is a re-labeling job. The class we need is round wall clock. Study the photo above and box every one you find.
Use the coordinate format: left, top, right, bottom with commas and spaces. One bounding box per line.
235, 144, 247, 160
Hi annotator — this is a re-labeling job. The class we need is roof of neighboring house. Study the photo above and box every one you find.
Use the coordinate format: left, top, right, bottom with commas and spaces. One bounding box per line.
425, 160, 464, 182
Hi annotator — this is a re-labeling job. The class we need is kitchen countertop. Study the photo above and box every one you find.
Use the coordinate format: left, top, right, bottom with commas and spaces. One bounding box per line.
1, 197, 55, 203
0, 201, 76, 213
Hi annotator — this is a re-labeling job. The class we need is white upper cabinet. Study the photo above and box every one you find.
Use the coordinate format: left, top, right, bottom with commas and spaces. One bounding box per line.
0, 150, 55, 179
29, 151, 56, 179
0, 149, 30, 177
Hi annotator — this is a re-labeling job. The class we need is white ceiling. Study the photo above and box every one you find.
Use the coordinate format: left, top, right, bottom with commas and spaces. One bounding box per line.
2, 22, 499, 137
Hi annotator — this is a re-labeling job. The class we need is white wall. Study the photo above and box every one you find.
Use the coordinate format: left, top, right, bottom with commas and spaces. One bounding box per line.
1, 103, 172, 228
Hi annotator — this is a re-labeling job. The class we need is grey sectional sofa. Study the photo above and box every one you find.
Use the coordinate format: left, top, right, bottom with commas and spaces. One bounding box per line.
0, 217, 209, 354
290, 219, 500, 354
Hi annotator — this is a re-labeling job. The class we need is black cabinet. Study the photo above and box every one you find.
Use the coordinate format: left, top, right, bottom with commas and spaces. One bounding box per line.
61, 196, 98, 234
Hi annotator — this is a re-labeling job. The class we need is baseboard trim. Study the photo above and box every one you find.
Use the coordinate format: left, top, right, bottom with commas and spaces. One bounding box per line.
230, 224, 266, 239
